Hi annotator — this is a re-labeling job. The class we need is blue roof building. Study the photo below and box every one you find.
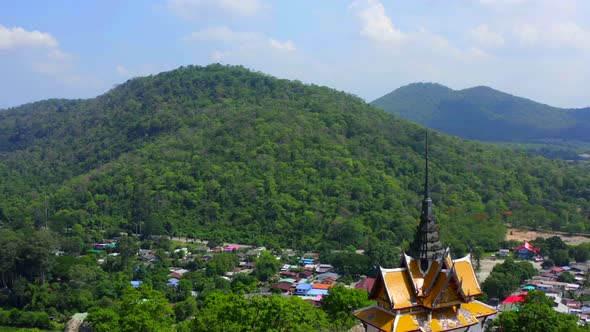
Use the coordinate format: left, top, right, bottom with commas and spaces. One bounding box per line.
295, 283, 313, 295
306, 289, 329, 296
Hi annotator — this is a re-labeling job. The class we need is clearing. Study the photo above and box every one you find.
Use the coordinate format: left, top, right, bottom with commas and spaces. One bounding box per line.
506, 228, 590, 246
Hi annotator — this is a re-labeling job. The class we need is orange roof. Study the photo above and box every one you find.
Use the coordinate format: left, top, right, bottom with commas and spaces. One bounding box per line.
312, 283, 332, 290
462, 300, 497, 318
407, 257, 424, 296
395, 314, 420, 331
422, 271, 448, 308
453, 257, 482, 297
422, 260, 441, 296
382, 268, 415, 309
353, 306, 395, 331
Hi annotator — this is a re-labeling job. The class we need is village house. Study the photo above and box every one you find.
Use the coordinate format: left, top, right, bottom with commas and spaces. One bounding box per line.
514, 241, 541, 260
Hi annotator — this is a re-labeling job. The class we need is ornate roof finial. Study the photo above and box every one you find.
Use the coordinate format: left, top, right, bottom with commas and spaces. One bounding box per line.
409, 130, 445, 270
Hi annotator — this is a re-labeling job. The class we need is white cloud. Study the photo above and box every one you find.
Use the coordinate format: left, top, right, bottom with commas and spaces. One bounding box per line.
513, 21, 590, 52
116, 65, 130, 76
479, 0, 530, 5
211, 50, 232, 61
0, 24, 97, 89
47, 49, 74, 60
468, 24, 505, 48
0, 24, 58, 49
183, 26, 258, 43
513, 23, 539, 45
114, 64, 174, 79
167, 0, 267, 19
548, 21, 590, 51
268, 38, 296, 52
185, 26, 297, 59
349, 0, 406, 47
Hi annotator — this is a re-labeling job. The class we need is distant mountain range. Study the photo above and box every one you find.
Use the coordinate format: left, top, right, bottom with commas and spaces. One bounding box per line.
371, 83, 590, 143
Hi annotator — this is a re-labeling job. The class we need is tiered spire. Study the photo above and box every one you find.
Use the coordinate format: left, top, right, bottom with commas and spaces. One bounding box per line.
409, 131, 445, 270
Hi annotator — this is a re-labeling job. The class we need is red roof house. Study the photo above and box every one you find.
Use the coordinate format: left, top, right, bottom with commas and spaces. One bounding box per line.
515, 242, 541, 259
354, 277, 376, 292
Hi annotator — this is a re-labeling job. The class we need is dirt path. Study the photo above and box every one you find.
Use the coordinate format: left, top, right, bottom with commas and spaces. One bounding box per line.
476, 258, 503, 282
476, 258, 543, 284
506, 228, 590, 245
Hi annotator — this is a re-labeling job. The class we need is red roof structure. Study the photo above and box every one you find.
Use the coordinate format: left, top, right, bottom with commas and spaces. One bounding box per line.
355, 277, 376, 292
501, 294, 526, 304
270, 282, 293, 292
515, 242, 540, 253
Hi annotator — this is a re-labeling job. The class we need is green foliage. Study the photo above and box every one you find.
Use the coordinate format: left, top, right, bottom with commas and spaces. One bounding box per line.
550, 249, 570, 267
324, 252, 372, 278
0, 65, 589, 257
571, 243, 590, 263
487, 291, 586, 332
189, 293, 329, 331
87, 287, 174, 332
320, 285, 373, 331
557, 272, 575, 283
482, 258, 537, 299
253, 251, 280, 282
86, 307, 120, 332
205, 253, 238, 277
0, 309, 53, 330
173, 296, 197, 322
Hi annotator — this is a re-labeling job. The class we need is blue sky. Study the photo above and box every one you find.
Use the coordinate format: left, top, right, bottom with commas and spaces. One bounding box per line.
1, 0, 590, 109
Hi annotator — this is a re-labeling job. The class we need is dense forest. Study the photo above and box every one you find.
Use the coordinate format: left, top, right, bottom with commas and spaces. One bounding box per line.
1, 65, 590, 256
372, 82, 590, 145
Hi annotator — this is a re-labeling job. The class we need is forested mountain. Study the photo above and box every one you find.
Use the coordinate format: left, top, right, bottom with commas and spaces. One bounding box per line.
1, 65, 590, 257
371, 83, 590, 142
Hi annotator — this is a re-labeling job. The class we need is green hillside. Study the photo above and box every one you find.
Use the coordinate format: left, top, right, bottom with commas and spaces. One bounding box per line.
1, 65, 590, 257
372, 83, 590, 143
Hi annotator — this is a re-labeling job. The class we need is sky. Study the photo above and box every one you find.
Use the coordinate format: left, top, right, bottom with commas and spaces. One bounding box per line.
1, 0, 590, 109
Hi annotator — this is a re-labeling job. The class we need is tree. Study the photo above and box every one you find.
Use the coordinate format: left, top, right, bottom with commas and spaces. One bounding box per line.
174, 296, 197, 322
205, 253, 238, 277
571, 244, 589, 263
118, 287, 174, 332
487, 291, 584, 332
549, 249, 569, 267
253, 251, 280, 282
320, 285, 373, 331
190, 293, 329, 331
557, 272, 575, 283
116, 235, 139, 270
16, 228, 58, 284
87, 307, 120, 332
325, 252, 372, 278
0, 228, 19, 288
482, 258, 537, 299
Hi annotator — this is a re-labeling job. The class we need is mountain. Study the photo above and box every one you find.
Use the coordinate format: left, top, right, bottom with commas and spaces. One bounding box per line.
1, 65, 590, 256
371, 83, 590, 142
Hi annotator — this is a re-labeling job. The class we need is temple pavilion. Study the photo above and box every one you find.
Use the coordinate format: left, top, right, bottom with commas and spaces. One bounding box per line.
354, 135, 496, 332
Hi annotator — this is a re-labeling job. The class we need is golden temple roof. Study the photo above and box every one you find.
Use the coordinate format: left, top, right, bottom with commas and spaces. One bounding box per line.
353, 306, 395, 331
377, 267, 415, 309
452, 255, 482, 297
354, 302, 487, 332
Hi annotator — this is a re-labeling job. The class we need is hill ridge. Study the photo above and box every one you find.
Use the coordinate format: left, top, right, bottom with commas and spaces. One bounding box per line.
372, 83, 590, 142
1, 65, 589, 255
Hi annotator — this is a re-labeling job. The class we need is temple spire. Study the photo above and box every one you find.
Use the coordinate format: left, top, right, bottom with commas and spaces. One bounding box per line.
409, 130, 445, 270
424, 131, 430, 203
